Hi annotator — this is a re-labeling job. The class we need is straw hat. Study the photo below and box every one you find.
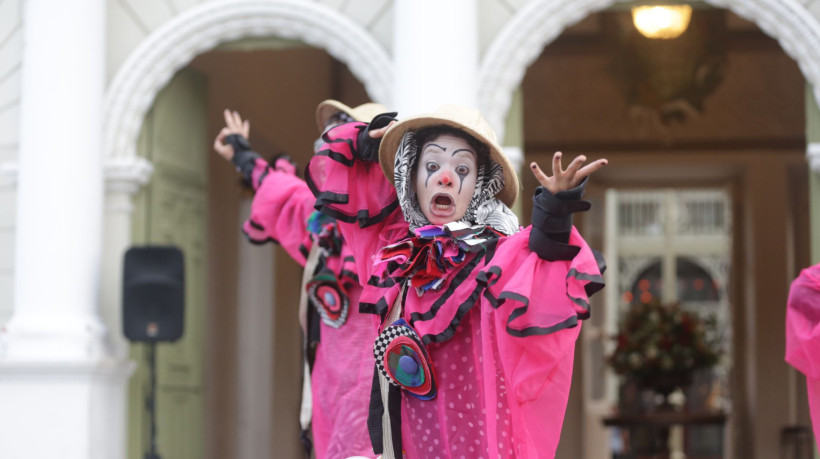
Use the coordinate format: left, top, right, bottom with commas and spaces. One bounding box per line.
378, 104, 519, 207
315, 99, 388, 133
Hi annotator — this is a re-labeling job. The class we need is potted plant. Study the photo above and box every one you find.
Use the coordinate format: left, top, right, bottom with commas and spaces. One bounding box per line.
608, 300, 721, 401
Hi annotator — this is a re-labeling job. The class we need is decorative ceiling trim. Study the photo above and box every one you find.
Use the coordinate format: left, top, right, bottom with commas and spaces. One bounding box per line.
104, 0, 393, 161
479, 0, 820, 142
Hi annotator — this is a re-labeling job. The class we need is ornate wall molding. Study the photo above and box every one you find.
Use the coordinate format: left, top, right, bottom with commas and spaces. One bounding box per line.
480, 0, 820, 142
808, 142, 820, 173
104, 157, 153, 195
104, 0, 393, 162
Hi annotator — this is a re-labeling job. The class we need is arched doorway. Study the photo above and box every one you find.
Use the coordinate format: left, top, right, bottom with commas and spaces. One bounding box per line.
481, 2, 816, 458
100, 2, 392, 458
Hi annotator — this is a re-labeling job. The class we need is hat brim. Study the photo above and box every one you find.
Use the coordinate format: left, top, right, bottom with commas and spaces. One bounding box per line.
378, 115, 519, 208
316, 100, 388, 134
316, 100, 354, 133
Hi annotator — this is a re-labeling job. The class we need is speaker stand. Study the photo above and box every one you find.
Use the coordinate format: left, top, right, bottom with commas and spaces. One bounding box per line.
144, 342, 162, 459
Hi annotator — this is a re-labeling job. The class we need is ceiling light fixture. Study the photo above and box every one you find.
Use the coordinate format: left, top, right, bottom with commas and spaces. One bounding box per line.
632, 5, 693, 39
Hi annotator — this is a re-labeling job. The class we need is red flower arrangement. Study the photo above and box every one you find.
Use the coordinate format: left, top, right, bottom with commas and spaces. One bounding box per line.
608, 300, 721, 395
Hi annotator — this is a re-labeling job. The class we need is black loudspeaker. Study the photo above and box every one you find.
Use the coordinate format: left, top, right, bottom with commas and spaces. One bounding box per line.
123, 246, 185, 342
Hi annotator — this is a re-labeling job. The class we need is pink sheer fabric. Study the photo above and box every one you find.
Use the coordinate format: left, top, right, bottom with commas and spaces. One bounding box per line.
312, 282, 379, 458
244, 157, 378, 458
307, 123, 604, 458
785, 263, 820, 445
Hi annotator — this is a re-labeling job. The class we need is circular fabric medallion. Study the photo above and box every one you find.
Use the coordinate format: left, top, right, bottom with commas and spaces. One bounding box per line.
373, 319, 436, 400
307, 272, 349, 328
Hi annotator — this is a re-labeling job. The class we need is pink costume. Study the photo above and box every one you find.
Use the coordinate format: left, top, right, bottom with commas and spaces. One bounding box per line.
306, 123, 605, 458
785, 263, 820, 445
239, 154, 379, 459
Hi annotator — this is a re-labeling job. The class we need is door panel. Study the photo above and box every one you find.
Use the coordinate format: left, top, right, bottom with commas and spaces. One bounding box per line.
128, 67, 208, 459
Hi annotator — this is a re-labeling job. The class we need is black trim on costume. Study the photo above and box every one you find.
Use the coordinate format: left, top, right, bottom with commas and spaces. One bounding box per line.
343, 256, 356, 263
483, 238, 499, 264
568, 267, 606, 299
498, 291, 581, 337
387, 384, 403, 458
242, 227, 280, 246
248, 219, 265, 231
420, 281, 484, 345
305, 166, 400, 229
367, 367, 385, 454
368, 275, 396, 288
299, 244, 309, 259
360, 296, 390, 316
246, 236, 278, 246
477, 266, 504, 308
340, 269, 359, 283
255, 167, 269, 189
314, 146, 356, 167
408, 250, 485, 324
592, 248, 607, 274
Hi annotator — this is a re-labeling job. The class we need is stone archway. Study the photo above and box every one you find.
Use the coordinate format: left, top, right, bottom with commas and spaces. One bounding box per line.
104, 0, 393, 163
479, 0, 820, 140
101, 0, 394, 359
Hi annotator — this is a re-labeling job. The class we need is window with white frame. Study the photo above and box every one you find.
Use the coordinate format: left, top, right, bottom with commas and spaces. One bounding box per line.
584, 188, 732, 457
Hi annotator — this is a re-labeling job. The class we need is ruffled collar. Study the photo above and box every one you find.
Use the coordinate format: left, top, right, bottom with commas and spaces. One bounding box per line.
374, 222, 503, 296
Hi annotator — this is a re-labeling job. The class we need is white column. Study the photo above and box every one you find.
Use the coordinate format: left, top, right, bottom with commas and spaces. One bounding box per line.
0, 1, 134, 458
393, 0, 479, 116
4, 0, 107, 359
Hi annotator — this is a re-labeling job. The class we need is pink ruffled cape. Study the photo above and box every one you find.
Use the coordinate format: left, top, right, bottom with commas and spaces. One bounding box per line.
244, 156, 379, 458
307, 123, 605, 458
785, 263, 820, 445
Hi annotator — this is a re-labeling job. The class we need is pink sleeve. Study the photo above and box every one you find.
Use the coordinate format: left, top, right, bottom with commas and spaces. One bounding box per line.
808, 377, 820, 449
306, 122, 407, 283
241, 157, 315, 266
785, 264, 820, 444
785, 264, 820, 379
483, 227, 603, 452
485, 226, 604, 338
507, 327, 579, 457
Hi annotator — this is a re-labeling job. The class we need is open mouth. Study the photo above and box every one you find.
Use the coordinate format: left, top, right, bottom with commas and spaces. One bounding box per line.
432, 193, 454, 210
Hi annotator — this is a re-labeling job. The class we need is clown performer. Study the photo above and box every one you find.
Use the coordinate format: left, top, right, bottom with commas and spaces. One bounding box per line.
306, 105, 607, 458
213, 100, 389, 459
785, 263, 820, 450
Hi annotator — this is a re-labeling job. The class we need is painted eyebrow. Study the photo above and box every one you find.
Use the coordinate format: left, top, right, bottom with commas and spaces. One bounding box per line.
451, 148, 476, 158
423, 143, 447, 152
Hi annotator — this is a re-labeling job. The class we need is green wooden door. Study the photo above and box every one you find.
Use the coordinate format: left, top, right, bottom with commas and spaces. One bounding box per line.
128, 67, 208, 459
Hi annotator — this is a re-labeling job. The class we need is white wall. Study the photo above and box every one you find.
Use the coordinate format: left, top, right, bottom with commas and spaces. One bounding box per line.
0, 0, 21, 324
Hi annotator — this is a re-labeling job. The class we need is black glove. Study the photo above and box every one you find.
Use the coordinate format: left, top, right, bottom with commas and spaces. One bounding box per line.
355, 112, 398, 162
225, 134, 261, 184
529, 178, 591, 261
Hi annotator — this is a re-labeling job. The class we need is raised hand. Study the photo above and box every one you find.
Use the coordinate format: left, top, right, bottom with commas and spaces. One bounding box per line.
530, 152, 607, 194
213, 109, 251, 161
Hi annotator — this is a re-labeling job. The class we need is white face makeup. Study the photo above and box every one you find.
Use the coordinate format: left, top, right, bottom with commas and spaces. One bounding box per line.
414, 133, 478, 226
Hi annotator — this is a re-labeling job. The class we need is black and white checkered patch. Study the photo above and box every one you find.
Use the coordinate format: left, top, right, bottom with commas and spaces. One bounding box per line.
373, 323, 419, 386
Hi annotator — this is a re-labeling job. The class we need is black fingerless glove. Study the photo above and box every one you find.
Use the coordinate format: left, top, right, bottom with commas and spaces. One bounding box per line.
355, 112, 398, 162
529, 178, 591, 261
226, 134, 262, 184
